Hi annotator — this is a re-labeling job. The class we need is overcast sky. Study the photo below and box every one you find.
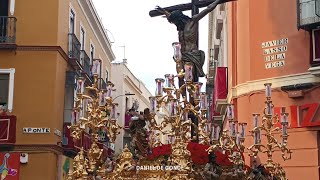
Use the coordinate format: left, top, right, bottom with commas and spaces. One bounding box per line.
92, 0, 208, 94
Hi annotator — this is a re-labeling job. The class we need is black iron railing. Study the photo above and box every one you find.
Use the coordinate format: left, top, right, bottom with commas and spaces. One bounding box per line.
65, 71, 78, 88
97, 78, 107, 90
80, 50, 91, 77
0, 16, 17, 44
68, 33, 81, 61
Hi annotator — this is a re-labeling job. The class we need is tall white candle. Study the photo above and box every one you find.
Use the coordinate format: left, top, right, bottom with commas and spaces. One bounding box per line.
239, 123, 247, 138
236, 133, 240, 145
253, 114, 260, 128
227, 105, 234, 120
265, 83, 272, 97
282, 122, 288, 136
254, 130, 261, 144
184, 63, 193, 82
281, 113, 289, 123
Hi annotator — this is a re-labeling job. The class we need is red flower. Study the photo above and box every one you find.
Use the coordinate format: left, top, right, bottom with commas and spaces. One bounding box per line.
215, 150, 233, 166
147, 142, 242, 166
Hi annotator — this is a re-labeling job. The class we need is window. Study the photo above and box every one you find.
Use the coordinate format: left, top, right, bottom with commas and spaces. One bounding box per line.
0, 74, 9, 107
299, 0, 320, 28
69, 9, 75, 33
312, 29, 320, 63
0, 69, 15, 112
80, 26, 85, 50
0, 0, 9, 16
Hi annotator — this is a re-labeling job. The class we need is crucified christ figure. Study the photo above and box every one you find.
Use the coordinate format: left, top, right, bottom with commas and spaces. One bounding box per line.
156, 0, 235, 86
155, 0, 235, 141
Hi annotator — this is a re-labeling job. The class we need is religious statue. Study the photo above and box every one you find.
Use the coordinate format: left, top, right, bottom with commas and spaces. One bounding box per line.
203, 153, 221, 180
128, 108, 149, 157
105, 157, 115, 173
69, 148, 89, 179
155, 0, 235, 84
87, 142, 103, 173
106, 119, 122, 143
247, 165, 270, 180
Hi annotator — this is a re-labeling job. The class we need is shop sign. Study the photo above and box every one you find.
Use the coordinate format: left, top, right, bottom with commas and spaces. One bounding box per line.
23, 127, 50, 134
0, 153, 20, 180
262, 38, 288, 69
274, 102, 320, 128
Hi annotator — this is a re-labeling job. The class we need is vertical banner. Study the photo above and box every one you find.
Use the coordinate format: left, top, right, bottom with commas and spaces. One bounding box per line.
0, 153, 20, 180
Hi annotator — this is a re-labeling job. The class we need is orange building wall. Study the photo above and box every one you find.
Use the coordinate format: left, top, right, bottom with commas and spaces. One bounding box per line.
57, 0, 112, 79
226, 0, 320, 179
249, 0, 310, 80
14, 0, 59, 45
236, 0, 250, 84
238, 89, 320, 180
0, 51, 67, 145
19, 152, 58, 180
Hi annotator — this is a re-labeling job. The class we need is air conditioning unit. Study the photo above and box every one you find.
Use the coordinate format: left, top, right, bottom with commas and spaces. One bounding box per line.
20, 153, 28, 164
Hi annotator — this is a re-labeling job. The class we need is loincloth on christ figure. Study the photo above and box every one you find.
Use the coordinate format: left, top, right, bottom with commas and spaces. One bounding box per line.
182, 50, 206, 80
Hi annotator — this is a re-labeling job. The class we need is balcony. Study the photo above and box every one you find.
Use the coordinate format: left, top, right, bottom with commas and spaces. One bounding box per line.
80, 50, 93, 83
298, 0, 320, 29
97, 78, 107, 90
62, 123, 112, 158
213, 67, 228, 115
68, 33, 81, 70
215, 11, 225, 39
65, 71, 78, 88
0, 16, 17, 49
0, 115, 16, 145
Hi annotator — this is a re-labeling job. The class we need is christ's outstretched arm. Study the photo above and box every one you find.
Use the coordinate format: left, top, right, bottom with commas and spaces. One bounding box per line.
192, 0, 236, 23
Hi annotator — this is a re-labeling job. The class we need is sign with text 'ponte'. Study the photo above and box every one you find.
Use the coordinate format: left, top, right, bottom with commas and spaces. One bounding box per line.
23, 127, 50, 134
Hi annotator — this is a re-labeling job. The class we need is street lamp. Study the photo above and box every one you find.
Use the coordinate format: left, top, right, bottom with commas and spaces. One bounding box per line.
113, 93, 135, 101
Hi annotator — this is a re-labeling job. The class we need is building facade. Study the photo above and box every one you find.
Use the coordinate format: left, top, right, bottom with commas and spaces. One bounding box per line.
0, 0, 115, 179
111, 61, 152, 154
208, 0, 320, 179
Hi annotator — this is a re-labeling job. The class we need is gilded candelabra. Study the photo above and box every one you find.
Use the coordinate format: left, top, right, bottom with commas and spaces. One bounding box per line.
206, 104, 248, 179
67, 73, 122, 180
142, 42, 211, 179
247, 83, 292, 179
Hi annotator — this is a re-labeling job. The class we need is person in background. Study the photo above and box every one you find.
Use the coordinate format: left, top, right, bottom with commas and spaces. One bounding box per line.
0, 105, 7, 116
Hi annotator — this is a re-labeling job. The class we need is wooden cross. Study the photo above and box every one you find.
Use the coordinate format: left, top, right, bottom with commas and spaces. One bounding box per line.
149, 0, 216, 17
149, 0, 216, 46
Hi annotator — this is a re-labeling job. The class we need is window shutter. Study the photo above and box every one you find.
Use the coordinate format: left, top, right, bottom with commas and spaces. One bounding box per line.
314, 29, 320, 61
316, 0, 320, 17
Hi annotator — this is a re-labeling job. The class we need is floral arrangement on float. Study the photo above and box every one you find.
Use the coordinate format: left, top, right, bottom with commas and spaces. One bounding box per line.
147, 142, 234, 166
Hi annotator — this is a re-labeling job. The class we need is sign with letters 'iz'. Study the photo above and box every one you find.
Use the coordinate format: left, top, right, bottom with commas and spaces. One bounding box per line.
274, 102, 320, 128
23, 127, 50, 134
